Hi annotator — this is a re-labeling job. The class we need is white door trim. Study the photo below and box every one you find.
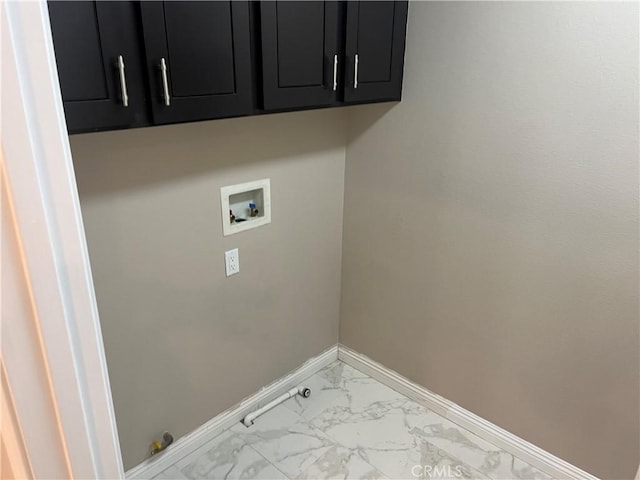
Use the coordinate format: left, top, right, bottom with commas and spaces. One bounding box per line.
0, 361, 34, 480
1, 1, 124, 478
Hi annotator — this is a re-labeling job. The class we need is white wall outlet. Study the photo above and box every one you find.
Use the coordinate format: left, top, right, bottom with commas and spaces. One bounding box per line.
224, 248, 240, 276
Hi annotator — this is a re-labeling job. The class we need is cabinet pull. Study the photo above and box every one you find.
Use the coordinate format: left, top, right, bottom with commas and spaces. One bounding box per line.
354, 54, 359, 89
333, 54, 338, 91
117, 55, 129, 107
160, 57, 170, 106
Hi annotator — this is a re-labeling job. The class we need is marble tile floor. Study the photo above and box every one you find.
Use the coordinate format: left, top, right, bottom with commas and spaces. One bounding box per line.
152, 361, 550, 480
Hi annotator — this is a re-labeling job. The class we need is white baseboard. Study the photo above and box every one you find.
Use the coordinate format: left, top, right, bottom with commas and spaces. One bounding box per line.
337, 344, 599, 480
127, 343, 601, 480
125, 345, 338, 479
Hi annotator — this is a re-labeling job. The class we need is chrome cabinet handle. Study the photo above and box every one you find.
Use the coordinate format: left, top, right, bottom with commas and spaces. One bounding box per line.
117, 55, 129, 107
354, 54, 359, 89
333, 54, 338, 91
160, 57, 170, 106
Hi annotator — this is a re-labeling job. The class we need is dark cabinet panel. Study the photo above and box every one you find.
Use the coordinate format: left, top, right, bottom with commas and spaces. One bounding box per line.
355, 2, 395, 83
260, 1, 340, 110
140, 1, 253, 124
48, 1, 147, 132
164, 2, 236, 97
51, 2, 108, 101
344, 1, 408, 103
276, 2, 325, 88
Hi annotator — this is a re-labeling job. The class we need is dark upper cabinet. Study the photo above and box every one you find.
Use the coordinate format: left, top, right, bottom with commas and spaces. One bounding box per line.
48, 1, 408, 133
259, 0, 407, 111
48, 1, 147, 132
139, 1, 253, 124
259, 1, 340, 110
344, 1, 408, 103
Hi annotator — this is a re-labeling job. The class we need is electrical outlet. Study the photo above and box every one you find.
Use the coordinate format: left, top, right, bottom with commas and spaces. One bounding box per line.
225, 248, 239, 276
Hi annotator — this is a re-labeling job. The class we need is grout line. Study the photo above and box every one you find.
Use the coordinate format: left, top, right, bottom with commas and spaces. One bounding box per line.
245, 440, 294, 480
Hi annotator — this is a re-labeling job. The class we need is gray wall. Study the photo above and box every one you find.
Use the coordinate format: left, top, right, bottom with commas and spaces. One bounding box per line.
340, 2, 639, 479
70, 109, 347, 470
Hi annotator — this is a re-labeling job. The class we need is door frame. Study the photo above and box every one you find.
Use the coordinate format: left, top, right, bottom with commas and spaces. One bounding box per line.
1, 1, 124, 478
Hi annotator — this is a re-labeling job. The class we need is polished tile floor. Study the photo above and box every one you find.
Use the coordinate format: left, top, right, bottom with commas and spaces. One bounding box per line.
153, 361, 550, 480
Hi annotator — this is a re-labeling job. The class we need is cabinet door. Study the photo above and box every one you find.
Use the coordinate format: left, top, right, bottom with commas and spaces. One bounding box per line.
140, 1, 253, 124
344, 1, 408, 103
48, 1, 147, 133
260, 1, 340, 110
